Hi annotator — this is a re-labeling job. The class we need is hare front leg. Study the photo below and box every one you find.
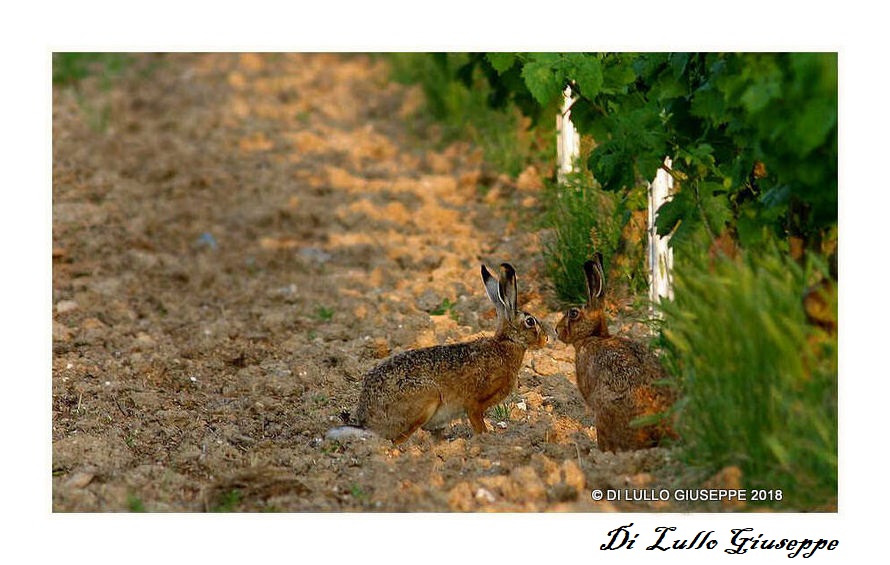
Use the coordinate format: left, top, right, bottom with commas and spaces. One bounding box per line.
467, 406, 489, 434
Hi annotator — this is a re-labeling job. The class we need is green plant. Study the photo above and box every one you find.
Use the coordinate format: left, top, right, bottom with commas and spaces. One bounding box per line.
126, 494, 146, 512
53, 52, 129, 86
311, 393, 329, 406
211, 489, 243, 512
349, 483, 368, 500
316, 305, 334, 322
430, 297, 459, 321
490, 402, 510, 422
321, 440, 344, 455
660, 247, 837, 509
53, 53, 132, 133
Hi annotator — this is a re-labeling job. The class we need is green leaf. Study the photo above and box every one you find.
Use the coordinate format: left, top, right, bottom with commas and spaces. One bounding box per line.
655, 191, 691, 237
601, 57, 638, 94
589, 146, 634, 191
791, 98, 837, 156
486, 52, 516, 74
666, 211, 702, 250
690, 86, 725, 122
521, 58, 562, 105
669, 52, 690, 78
637, 153, 664, 180
565, 54, 603, 98
699, 181, 725, 197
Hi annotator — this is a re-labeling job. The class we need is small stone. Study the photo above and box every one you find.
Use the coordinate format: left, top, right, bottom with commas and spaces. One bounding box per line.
475, 488, 496, 503
64, 471, 94, 489
298, 247, 332, 264
55, 300, 79, 313
82, 318, 107, 330
134, 332, 156, 348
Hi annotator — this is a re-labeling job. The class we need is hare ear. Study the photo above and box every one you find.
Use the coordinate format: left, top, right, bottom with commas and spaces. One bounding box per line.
583, 254, 605, 307
498, 263, 518, 319
482, 264, 508, 319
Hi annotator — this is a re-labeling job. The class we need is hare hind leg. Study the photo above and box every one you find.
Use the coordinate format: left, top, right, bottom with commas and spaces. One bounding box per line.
392, 397, 442, 445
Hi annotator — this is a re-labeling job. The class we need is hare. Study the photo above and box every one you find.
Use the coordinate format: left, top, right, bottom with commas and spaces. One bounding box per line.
555, 253, 676, 452
327, 263, 548, 444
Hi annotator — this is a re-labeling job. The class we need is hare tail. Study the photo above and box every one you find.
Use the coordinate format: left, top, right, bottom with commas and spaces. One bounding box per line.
325, 425, 377, 442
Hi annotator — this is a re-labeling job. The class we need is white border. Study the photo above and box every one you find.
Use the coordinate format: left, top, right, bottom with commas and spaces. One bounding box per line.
5, 1, 881, 562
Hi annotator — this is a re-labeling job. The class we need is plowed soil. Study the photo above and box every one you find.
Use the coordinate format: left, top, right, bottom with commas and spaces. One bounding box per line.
52, 53, 724, 512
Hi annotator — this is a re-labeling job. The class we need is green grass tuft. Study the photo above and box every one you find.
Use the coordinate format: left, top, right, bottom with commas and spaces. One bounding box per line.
541, 172, 633, 304
53, 52, 129, 86
126, 494, 146, 512
211, 489, 243, 512
661, 247, 837, 509
490, 403, 510, 422
316, 305, 335, 322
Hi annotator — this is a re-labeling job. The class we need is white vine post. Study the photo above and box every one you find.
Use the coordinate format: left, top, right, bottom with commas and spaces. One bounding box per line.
648, 157, 675, 316
556, 85, 580, 183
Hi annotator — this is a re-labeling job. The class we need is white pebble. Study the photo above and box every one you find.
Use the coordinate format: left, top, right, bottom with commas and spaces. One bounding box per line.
475, 488, 496, 503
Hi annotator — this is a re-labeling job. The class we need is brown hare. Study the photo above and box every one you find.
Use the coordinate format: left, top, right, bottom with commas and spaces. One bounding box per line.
555, 253, 676, 452
327, 263, 548, 444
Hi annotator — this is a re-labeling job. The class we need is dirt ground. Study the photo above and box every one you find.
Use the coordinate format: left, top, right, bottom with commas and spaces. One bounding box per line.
52, 53, 729, 512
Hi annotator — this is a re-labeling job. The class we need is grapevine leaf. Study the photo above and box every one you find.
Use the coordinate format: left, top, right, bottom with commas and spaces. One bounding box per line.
655, 189, 693, 237
637, 153, 664, 181
486, 53, 516, 74
521, 58, 562, 105
589, 146, 634, 191
566, 54, 603, 99
690, 86, 725, 123
601, 57, 638, 94
669, 52, 690, 78
666, 211, 702, 250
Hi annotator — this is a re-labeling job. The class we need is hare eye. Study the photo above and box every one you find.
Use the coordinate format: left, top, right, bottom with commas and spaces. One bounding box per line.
524, 317, 536, 328
569, 308, 580, 320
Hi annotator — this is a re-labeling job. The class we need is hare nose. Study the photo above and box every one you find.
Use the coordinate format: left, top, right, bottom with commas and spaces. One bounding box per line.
540, 322, 558, 343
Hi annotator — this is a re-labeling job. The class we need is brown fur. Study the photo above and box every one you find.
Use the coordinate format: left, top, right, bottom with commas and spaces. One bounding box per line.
556, 255, 676, 452
343, 263, 548, 444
